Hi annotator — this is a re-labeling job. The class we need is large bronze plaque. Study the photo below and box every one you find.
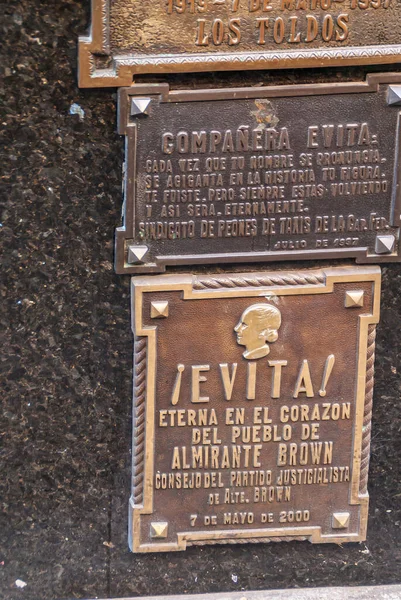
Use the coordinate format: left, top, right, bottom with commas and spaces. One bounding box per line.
129, 265, 380, 552
116, 75, 401, 274
79, 0, 401, 87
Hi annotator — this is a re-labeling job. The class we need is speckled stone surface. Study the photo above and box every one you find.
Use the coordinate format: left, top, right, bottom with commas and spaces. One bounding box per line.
1, 1, 401, 599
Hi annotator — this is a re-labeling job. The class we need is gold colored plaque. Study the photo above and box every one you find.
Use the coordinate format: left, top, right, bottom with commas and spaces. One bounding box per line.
129, 265, 380, 552
79, 0, 401, 86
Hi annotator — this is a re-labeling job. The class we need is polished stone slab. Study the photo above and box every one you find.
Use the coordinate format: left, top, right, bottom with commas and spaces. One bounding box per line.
96, 584, 401, 600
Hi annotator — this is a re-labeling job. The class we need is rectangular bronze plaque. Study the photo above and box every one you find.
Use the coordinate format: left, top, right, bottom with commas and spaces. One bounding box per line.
116, 75, 401, 274
129, 265, 380, 552
79, 0, 401, 87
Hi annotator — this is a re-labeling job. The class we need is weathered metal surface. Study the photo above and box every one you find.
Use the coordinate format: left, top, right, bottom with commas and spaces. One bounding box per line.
115, 74, 401, 274
78, 0, 401, 86
95, 585, 401, 600
129, 265, 380, 552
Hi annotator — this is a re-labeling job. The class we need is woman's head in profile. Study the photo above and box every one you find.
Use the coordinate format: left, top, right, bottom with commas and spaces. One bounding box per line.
234, 303, 282, 360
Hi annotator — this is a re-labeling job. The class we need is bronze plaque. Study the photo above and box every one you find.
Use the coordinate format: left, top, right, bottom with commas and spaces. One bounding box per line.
79, 0, 401, 87
116, 75, 401, 274
129, 265, 380, 552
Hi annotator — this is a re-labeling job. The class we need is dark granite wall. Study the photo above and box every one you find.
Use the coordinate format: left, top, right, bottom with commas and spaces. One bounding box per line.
1, 1, 401, 599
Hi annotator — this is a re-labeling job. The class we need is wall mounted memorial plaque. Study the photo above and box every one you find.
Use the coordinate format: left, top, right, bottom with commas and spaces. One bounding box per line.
116, 74, 401, 274
79, 0, 401, 86
129, 265, 380, 552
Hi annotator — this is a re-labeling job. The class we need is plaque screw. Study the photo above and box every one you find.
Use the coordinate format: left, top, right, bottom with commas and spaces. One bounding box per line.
131, 98, 151, 116
332, 512, 350, 529
150, 301, 169, 319
387, 86, 401, 106
127, 245, 149, 264
150, 522, 168, 538
344, 290, 365, 309
375, 234, 395, 255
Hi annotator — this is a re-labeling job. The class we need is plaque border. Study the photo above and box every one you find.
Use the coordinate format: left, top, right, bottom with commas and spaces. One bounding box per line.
78, 0, 401, 87
129, 265, 380, 553
115, 74, 401, 274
